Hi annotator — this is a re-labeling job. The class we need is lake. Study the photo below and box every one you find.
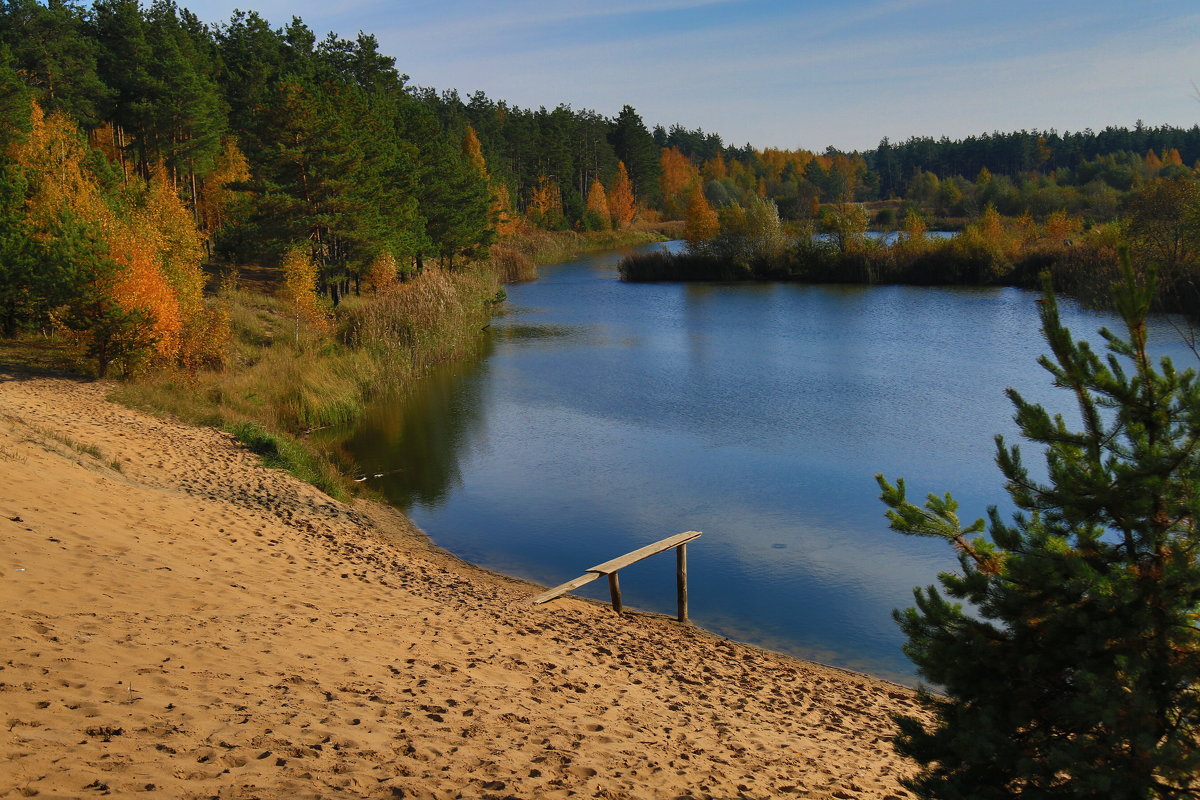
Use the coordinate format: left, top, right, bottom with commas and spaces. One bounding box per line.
331, 242, 1194, 683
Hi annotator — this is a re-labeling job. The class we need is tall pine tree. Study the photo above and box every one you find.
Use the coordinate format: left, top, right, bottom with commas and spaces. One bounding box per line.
609, 105, 660, 207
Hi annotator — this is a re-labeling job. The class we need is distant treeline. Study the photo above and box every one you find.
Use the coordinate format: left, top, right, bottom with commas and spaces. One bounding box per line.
869, 126, 1200, 198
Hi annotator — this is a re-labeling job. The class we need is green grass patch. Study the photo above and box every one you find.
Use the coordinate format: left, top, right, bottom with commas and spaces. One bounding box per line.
225, 420, 347, 500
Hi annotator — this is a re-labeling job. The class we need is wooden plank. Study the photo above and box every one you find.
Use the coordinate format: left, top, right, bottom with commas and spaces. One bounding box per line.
530, 572, 600, 605
608, 572, 623, 615
676, 542, 688, 622
586, 531, 702, 575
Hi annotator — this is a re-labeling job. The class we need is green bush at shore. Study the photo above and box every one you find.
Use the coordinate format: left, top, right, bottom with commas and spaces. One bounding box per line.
621, 211, 1200, 315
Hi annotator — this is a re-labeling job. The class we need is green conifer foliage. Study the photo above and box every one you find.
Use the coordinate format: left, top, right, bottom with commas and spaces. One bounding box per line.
608, 105, 661, 207
0, 43, 30, 150
0, 0, 109, 127
417, 130, 492, 269
878, 255, 1200, 799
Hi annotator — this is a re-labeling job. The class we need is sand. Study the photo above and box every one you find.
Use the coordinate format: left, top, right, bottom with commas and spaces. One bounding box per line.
0, 374, 925, 799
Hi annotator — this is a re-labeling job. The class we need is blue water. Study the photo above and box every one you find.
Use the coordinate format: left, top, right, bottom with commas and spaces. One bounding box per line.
334, 243, 1194, 683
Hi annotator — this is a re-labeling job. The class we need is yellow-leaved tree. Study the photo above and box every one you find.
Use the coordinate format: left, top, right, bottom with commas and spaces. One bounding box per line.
15, 101, 234, 374
195, 137, 252, 247
13, 102, 109, 226
609, 162, 636, 229
527, 176, 563, 228
139, 165, 230, 370
463, 126, 487, 178
585, 176, 610, 230
660, 147, 699, 220
683, 184, 718, 249
280, 244, 329, 336
362, 251, 399, 293
492, 182, 520, 237
1043, 209, 1082, 246
899, 207, 928, 251
463, 125, 520, 238
13, 103, 163, 373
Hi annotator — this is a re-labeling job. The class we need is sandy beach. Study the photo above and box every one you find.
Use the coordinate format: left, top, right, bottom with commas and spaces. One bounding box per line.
1, 374, 923, 799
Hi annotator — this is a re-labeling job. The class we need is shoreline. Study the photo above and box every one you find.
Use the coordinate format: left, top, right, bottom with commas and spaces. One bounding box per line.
1, 373, 924, 799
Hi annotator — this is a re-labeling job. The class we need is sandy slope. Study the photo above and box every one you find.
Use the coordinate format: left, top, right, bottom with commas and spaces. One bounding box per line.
0, 375, 923, 799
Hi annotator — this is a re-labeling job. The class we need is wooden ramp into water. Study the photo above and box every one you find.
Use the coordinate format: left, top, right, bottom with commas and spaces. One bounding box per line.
531, 531, 701, 621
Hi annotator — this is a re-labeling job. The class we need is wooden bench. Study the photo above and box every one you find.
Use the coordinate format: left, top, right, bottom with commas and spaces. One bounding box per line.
531, 531, 701, 621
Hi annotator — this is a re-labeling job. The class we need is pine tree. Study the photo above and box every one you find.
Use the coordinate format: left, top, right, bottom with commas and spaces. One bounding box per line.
0, 162, 45, 336
0, 0, 109, 128
0, 44, 31, 150
877, 258, 1200, 799
608, 105, 660, 207
417, 128, 492, 267
90, 0, 156, 175
142, 0, 227, 189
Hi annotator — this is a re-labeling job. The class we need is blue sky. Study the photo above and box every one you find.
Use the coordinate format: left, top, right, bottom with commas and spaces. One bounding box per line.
181, 0, 1200, 152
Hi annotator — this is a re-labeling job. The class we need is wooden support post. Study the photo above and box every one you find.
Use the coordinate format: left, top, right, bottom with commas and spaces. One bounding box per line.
676, 543, 689, 622
608, 572, 623, 615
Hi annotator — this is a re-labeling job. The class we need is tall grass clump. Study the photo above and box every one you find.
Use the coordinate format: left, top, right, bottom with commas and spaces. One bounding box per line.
487, 243, 539, 283
340, 264, 500, 387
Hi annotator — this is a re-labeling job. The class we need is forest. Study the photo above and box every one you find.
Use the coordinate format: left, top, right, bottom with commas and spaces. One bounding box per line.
2, 0, 1200, 460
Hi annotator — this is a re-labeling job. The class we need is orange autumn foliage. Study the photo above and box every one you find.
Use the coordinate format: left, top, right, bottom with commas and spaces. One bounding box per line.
105, 221, 183, 361
463, 126, 487, 178
585, 176, 610, 229
196, 137, 252, 241
660, 147, 699, 220
1043, 210, 1082, 244
609, 162, 636, 229
139, 166, 229, 370
527, 176, 563, 226
12, 102, 112, 230
11, 101, 228, 371
758, 148, 814, 185
683, 184, 719, 248
492, 182, 520, 238
462, 125, 520, 238
702, 154, 728, 181
362, 251, 399, 293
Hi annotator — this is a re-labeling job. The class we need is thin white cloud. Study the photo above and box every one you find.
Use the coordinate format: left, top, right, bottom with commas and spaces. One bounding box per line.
369, 0, 745, 50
